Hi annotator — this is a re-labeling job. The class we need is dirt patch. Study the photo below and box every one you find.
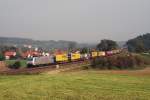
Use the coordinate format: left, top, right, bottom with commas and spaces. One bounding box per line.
95, 67, 150, 76
47, 62, 89, 74
0, 61, 8, 71
0, 65, 56, 75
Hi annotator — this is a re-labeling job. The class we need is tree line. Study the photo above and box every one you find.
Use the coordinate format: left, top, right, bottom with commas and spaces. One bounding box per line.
1, 33, 150, 61
126, 33, 150, 53
96, 33, 150, 53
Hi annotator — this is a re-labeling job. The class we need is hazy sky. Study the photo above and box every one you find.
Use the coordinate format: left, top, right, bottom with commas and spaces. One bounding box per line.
0, 0, 150, 43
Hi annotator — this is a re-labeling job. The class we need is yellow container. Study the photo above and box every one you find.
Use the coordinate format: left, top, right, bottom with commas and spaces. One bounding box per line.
56, 54, 68, 62
98, 51, 106, 57
91, 52, 98, 57
71, 53, 81, 60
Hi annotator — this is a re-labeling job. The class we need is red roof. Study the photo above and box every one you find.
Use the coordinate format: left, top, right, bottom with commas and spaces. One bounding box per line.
22, 51, 41, 58
4, 51, 16, 56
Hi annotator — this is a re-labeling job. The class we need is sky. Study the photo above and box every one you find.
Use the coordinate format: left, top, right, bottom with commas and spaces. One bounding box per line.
0, 0, 150, 43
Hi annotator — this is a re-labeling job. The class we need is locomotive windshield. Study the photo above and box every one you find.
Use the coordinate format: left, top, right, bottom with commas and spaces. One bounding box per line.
27, 58, 33, 61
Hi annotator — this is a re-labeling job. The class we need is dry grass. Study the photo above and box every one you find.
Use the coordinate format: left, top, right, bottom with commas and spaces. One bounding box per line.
82, 67, 150, 77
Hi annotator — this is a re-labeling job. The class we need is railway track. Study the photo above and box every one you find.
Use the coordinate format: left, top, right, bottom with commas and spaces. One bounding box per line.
0, 60, 90, 75
0, 52, 125, 75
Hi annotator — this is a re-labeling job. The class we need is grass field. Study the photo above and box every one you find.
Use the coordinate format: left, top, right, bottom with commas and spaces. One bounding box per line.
0, 69, 150, 100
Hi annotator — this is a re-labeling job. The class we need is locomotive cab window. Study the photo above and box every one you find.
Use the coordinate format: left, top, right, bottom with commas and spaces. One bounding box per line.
27, 58, 33, 61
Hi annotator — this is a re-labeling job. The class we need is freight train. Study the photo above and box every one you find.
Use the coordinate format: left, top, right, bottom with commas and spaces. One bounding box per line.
27, 49, 121, 67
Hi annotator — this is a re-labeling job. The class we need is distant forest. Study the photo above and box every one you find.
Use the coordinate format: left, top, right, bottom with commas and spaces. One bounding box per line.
0, 37, 95, 50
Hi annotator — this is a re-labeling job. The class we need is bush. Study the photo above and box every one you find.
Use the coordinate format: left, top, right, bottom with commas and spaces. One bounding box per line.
91, 54, 149, 70
5, 60, 27, 68
0, 53, 5, 61
82, 65, 91, 70
8, 61, 21, 69
139, 54, 150, 65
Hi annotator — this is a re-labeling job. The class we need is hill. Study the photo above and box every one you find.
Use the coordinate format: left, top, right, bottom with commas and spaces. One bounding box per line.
0, 37, 95, 49
0, 36, 126, 50
126, 33, 150, 52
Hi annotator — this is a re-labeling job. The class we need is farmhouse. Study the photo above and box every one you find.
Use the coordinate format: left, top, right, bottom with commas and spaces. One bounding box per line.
4, 51, 16, 60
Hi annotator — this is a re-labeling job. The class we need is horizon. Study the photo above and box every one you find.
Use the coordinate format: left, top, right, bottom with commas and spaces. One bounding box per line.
0, 35, 137, 44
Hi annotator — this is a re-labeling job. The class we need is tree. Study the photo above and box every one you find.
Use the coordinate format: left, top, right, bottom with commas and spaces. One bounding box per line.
15, 51, 21, 59
68, 42, 77, 51
126, 33, 150, 52
0, 52, 5, 61
97, 39, 118, 51
80, 48, 88, 54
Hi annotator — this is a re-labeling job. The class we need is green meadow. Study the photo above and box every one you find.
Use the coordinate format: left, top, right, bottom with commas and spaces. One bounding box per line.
0, 70, 150, 100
